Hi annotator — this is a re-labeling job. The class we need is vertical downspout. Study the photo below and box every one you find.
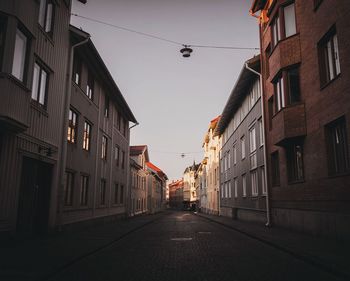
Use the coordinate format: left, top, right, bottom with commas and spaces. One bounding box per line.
245, 61, 271, 227
127, 122, 139, 217
57, 35, 90, 231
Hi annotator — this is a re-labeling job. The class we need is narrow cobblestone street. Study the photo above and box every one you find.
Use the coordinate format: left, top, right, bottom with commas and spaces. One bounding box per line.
47, 211, 343, 281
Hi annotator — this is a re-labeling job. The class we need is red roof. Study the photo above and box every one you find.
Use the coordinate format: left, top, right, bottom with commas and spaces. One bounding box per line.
146, 161, 168, 180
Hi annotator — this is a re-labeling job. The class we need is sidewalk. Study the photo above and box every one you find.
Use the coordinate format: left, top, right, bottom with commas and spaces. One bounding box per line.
0, 213, 164, 281
195, 212, 350, 280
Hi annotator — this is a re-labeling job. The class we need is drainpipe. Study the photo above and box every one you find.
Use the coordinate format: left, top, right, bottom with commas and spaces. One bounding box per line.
126, 122, 139, 217
245, 62, 271, 227
57, 35, 90, 231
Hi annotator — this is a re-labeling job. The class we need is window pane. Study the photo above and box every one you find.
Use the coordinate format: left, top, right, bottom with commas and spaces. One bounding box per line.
12, 29, 27, 81
326, 41, 335, 80
333, 34, 341, 75
32, 63, 40, 101
39, 69, 47, 105
38, 0, 46, 27
284, 3, 296, 37
45, 3, 53, 32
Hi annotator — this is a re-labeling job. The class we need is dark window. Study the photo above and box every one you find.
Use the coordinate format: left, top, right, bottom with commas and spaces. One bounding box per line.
38, 0, 55, 36
115, 145, 120, 166
12, 28, 28, 82
268, 96, 274, 130
64, 171, 74, 206
286, 143, 304, 182
121, 150, 125, 169
86, 71, 94, 100
104, 96, 109, 118
123, 119, 128, 137
101, 136, 108, 160
318, 27, 340, 87
273, 67, 301, 112
68, 109, 78, 143
325, 117, 349, 175
100, 179, 106, 205
73, 55, 82, 86
314, 0, 323, 10
271, 151, 280, 186
83, 121, 91, 151
114, 183, 119, 204
265, 45, 271, 78
0, 16, 7, 70
31, 62, 49, 107
271, 2, 296, 48
118, 112, 121, 131
80, 175, 89, 206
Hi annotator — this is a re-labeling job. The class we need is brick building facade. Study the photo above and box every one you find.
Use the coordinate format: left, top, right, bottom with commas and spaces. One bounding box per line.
251, 0, 350, 239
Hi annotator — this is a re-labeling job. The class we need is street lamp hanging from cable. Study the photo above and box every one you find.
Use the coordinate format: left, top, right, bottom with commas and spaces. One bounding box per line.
180, 45, 193, 58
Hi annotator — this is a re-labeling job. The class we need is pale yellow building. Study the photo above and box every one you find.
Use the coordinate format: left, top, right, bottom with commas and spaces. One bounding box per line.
201, 116, 221, 215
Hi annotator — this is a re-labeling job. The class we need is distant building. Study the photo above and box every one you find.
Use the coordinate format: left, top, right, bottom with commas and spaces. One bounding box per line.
146, 161, 168, 214
129, 145, 148, 216
251, 0, 350, 238
183, 162, 199, 210
168, 179, 184, 209
201, 116, 221, 215
215, 56, 267, 223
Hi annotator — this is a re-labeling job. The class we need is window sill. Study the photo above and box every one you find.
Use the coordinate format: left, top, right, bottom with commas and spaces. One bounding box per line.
287, 179, 305, 185
2, 73, 30, 92
30, 101, 49, 117
328, 170, 350, 179
38, 24, 54, 46
320, 73, 341, 91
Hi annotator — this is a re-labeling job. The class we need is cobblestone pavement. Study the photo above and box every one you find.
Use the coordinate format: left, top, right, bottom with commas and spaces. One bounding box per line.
49, 211, 343, 281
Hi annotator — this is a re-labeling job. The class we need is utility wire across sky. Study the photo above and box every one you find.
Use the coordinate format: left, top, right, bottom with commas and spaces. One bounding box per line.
71, 13, 259, 56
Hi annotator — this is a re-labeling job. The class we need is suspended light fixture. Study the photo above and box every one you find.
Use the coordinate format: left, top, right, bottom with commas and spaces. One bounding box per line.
180, 45, 193, 58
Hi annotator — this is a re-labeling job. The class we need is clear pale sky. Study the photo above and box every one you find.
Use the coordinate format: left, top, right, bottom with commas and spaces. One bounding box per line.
71, 0, 259, 181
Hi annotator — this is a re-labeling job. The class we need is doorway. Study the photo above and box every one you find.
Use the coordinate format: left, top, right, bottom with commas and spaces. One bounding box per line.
16, 157, 53, 235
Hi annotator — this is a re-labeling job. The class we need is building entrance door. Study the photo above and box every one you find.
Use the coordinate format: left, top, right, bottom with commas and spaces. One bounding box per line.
16, 157, 53, 235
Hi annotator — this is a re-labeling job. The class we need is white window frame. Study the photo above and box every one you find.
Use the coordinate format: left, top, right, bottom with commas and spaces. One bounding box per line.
32, 62, 48, 106
251, 170, 258, 196
242, 174, 247, 197
12, 28, 27, 82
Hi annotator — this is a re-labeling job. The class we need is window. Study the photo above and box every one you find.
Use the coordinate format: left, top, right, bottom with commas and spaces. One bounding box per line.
115, 145, 120, 166
286, 143, 304, 182
325, 117, 349, 175
73, 55, 82, 85
120, 185, 124, 204
101, 136, 108, 160
38, 0, 54, 35
31, 62, 48, 106
100, 179, 106, 205
228, 181, 232, 198
104, 96, 109, 118
251, 170, 258, 196
242, 174, 247, 197
274, 75, 285, 112
80, 175, 89, 206
271, 3, 296, 48
0, 16, 6, 69
259, 119, 264, 146
121, 150, 125, 169
83, 121, 91, 151
234, 178, 238, 198
221, 184, 224, 198
271, 151, 280, 186
123, 119, 128, 137
67, 109, 78, 143
241, 136, 246, 159
114, 183, 119, 204
12, 28, 27, 82
86, 71, 94, 100
64, 171, 74, 206
268, 97, 274, 129
249, 127, 257, 169
274, 67, 301, 112
284, 3, 296, 38
261, 166, 267, 195
117, 112, 121, 131
314, 0, 323, 10
233, 144, 237, 165
318, 27, 341, 86
228, 150, 231, 169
